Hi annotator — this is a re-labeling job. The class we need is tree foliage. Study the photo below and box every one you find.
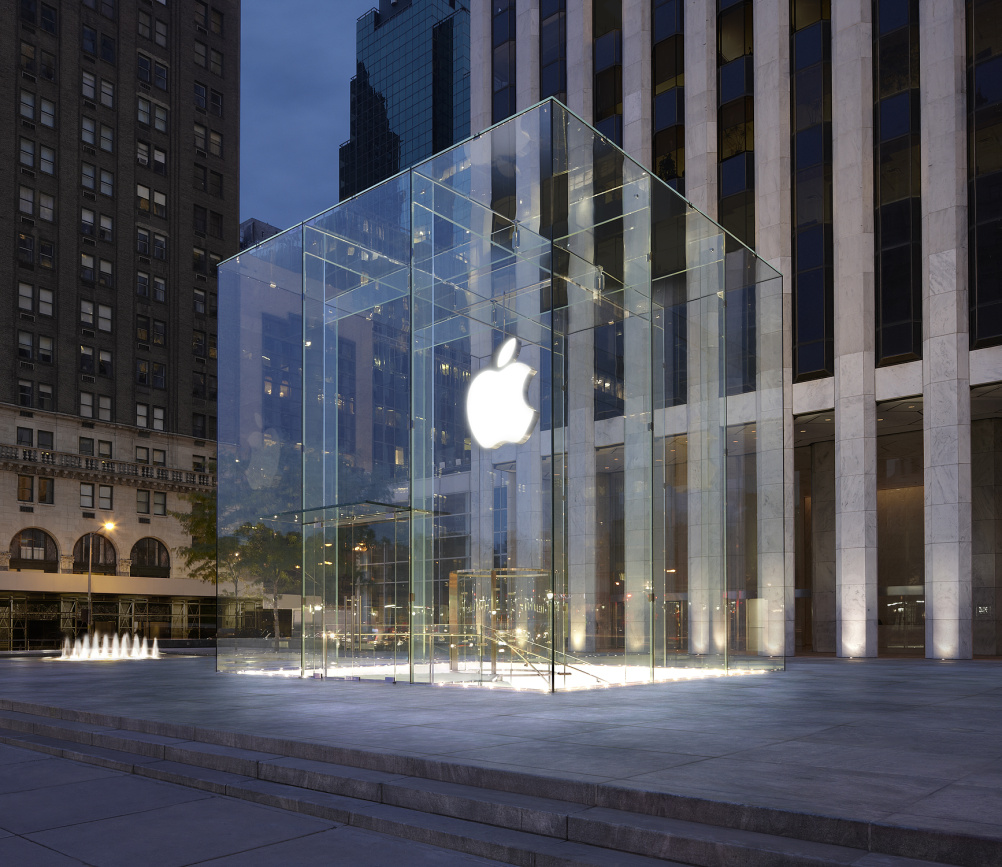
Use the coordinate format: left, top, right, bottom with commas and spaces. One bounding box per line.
170, 489, 219, 583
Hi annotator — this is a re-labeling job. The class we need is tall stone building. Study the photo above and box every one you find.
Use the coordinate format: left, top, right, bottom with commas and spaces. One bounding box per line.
471, 0, 1002, 659
0, 0, 240, 648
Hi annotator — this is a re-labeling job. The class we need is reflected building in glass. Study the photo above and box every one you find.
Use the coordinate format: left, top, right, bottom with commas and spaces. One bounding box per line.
219, 100, 786, 689
338, 0, 471, 201
469, 0, 1002, 661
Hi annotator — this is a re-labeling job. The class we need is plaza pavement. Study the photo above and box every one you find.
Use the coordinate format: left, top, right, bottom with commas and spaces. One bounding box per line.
0, 654, 999, 862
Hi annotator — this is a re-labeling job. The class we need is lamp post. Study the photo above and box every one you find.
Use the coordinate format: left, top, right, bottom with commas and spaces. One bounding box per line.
86, 521, 115, 635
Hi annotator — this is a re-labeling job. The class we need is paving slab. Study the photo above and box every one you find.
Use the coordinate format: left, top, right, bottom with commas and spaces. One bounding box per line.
1, 655, 1002, 848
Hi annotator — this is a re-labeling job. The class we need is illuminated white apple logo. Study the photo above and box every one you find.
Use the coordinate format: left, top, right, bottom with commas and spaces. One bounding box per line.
466, 337, 538, 450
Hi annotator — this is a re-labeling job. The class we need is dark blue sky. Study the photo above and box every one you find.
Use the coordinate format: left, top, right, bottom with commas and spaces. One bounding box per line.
240, 0, 375, 230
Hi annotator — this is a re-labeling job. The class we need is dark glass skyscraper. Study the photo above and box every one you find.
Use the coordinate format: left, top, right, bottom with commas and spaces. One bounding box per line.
338, 0, 470, 201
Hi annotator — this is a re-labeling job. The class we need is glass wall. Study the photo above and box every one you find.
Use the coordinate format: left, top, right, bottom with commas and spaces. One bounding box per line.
218, 100, 784, 690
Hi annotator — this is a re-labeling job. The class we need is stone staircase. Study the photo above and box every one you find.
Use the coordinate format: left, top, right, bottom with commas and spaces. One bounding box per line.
0, 700, 989, 867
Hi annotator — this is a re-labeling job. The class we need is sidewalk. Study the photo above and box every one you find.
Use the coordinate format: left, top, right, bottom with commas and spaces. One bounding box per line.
0, 741, 503, 866
0, 655, 999, 847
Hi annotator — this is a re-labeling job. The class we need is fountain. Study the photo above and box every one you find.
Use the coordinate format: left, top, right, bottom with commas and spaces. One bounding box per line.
59, 633, 161, 661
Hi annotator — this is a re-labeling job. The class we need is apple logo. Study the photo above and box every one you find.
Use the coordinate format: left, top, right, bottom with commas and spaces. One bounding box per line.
466, 337, 539, 450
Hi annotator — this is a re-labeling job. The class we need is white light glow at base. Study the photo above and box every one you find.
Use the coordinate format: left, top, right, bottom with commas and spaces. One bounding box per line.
58, 634, 160, 661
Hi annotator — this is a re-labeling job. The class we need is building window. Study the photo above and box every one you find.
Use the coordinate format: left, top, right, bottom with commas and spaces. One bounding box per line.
209, 130, 223, 156
194, 205, 207, 233
137, 403, 148, 427
39, 193, 54, 222
98, 304, 112, 332
18, 233, 35, 266
154, 104, 168, 132
40, 98, 54, 127
18, 380, 33, 408
194, 81, 207, 109
98, 439, 111, 459
153, 191, 166, 218
18, 331, 33, 361
137, 271, 150, 297
20, 90, 35, 120
492, 0, 516, 123
874, 0, 922, 365
41, 4, 57, 33
155, 20, 167, 47
153, 233, 167, 260
98, 485, 112, 510
98, 259, 113, 288
193, 247, 206, 273
38, 336, 52, 364
136, 315, 150, 343
40, 146, 54, 174
152, 363, 166, 389
968, 0, 1002, 347
194, 122, 207, 151
192, 413, 206, 438
137, 227, 150, 255
193, 330, 206, 358
100, 169, 114, 197
137, 184, 150, 213
194, 288, 206, 314
153, 407, 165, 431
39, 240, 54, 270
154, 276, 166, 302
80, 299, 94, 326
17, 476, 33, 503
82, 163, 96, 191
137, 490, 150, 514
138, 10, 151, 39
83, 71, 97, 100
100, 34, 115, 64
79, 437, 94, 456
20, 138, 35, 168
652, 0, 684, 190
81, 253, 95, 283
100, 124, 114, 153
19, 186, 34, 216
99, 214, 113, 241
136, 447, 149, 463
17, 427, 32, 447
80, 392, 94, 418
153, 492, 167, 516
153, 147, 167, 175
717, 0, 755, 249
80, 483, 94, 509
210, 49, 223, 77
791, 0, 834, 380
540, 0, 567, 103
82, 116, 96, 146
101, 79, 114, 108
136, 359, 149, 387
594, 0, 624, 146
153, 320, 166, 347
98, 395, 111, 421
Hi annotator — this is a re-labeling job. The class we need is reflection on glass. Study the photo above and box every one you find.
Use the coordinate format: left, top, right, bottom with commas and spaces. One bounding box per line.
217, 100, 785, 690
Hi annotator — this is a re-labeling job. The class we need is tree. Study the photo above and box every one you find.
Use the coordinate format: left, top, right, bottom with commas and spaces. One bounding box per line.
170, 489, 219, 584
237, 522, 301, 649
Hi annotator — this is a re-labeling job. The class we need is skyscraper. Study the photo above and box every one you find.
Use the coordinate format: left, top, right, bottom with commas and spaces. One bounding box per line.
0, 0, 240, 648
470, 0, 1002, 661
338, 0, 470, 201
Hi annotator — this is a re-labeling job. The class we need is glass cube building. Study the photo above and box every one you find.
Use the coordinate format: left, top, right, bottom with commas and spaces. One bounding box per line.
218, 100, 785, 690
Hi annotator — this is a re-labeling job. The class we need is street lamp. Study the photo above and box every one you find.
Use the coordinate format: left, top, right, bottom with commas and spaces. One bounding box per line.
86, 521, 115, 635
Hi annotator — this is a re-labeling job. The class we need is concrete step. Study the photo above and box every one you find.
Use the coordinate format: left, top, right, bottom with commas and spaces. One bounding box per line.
0, 705, 983, 867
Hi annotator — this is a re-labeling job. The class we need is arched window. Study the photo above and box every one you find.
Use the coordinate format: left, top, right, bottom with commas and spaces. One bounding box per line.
9, 528, 59, 572
130, 537, 170, 578
72, 534, 117, 575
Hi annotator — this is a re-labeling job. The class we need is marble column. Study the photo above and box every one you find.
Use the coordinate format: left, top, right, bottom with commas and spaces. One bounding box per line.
832, 0, 878, 657
566, 0, 593, 122
811, 441, 837, 652
753, 0, 794, 656
623, 168, 654, 656
920, 0, 971, 659
687, 231, 727, 657
683, 0, 717, 218
515, 0, 540, 112
470, 0, 492, 134
622, 0, 652, 169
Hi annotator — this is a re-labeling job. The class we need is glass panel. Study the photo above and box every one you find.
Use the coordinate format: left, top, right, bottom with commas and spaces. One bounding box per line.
218, 99, 785, 689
